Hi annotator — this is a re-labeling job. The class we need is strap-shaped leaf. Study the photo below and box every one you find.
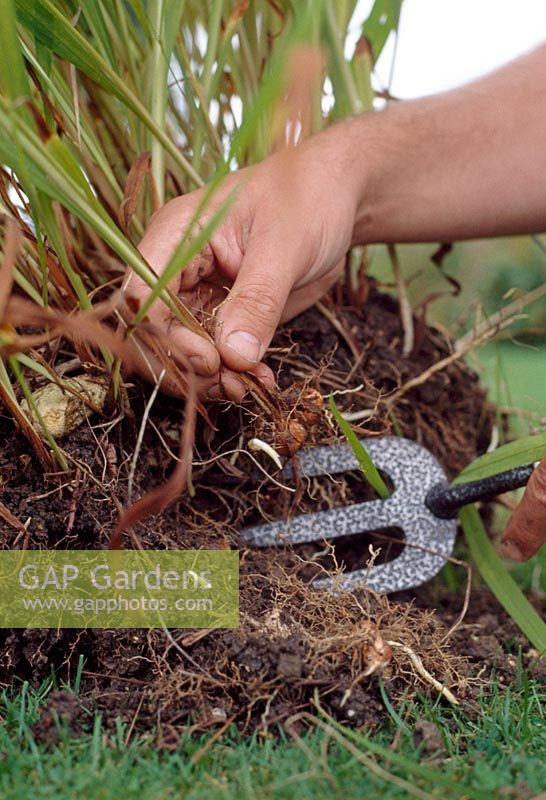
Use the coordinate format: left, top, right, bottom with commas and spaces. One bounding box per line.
16, 0, 202, 186
455, 433, 546, 484
0, 0, 31, 104
16, 0, 120, 96
361, 0, 403, 64
328, 396, 390, 499
459, 505, 546, 654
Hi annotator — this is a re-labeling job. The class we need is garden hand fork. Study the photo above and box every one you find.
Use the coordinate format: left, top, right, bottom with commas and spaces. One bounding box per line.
240, 437, 534, 594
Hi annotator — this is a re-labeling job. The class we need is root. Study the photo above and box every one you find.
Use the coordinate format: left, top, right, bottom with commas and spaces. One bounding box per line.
145, 565, 472, 731
386, 641, 460, 706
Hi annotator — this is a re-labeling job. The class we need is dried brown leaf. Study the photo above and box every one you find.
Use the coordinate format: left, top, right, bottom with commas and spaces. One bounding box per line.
0, 217, 22, 320
119, 151, 152, 234
0, 500, 27, 533
26, 62, 66, 135
3, 295, 135, 368
230, 0, 250, 25
0, 381, 53, 469
353, 35, 373, 60
430, 242, 460, 295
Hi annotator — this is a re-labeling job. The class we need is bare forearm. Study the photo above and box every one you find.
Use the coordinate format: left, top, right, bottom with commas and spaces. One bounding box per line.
342, 44, 546, 244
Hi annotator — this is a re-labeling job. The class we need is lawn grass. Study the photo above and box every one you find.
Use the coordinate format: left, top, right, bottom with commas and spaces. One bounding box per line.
0, 672, 544, 799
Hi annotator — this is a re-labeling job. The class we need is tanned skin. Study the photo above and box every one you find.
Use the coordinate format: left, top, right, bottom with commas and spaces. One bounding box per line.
125, 44, 546, 562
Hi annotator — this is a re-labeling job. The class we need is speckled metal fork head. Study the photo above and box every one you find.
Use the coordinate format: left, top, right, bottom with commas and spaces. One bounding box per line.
240, 437, 457, 594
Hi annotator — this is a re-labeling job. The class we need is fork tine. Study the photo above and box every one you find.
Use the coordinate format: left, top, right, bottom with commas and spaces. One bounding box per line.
240, 437, 457, 594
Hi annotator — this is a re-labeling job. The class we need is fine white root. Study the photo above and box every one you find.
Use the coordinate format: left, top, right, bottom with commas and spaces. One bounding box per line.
340, 408, 375, 422
387, 640, 460, 706
247, 437, 283, 471
127, 367, 165, 502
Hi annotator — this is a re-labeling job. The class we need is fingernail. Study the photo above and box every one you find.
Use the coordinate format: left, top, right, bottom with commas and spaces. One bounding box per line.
224, 330, 262, 363
189, 355, 208, 373
501, 539, 524, 561
207, 384, 223, 400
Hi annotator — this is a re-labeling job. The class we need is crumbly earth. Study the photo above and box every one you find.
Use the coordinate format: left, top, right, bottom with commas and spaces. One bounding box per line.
0, 284, 537, 743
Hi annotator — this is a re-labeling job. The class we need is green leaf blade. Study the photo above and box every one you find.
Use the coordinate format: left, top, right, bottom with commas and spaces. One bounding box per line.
328, 396, 390, 499
455, 433, 546, 484
459, 505, 546, 654
0, 0, 32, 104
361, 0, 403, 65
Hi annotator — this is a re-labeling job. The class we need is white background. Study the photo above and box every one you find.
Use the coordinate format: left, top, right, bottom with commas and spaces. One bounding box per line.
352, 0, 546, 97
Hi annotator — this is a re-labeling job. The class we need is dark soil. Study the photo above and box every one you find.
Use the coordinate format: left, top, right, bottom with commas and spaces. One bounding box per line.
0, 284, 538, 743
31, 689, 91, 746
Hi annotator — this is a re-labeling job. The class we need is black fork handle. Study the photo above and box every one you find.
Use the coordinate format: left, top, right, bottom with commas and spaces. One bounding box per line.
425, 463, 536, 520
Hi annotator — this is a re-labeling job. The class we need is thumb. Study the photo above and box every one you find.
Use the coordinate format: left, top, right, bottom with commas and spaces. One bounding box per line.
501, 456, 546, 561
215, 241, 295, 370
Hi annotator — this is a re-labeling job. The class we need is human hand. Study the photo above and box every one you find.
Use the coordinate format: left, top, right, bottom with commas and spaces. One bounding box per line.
501, 456, 546, 561
124, 124, 362, 400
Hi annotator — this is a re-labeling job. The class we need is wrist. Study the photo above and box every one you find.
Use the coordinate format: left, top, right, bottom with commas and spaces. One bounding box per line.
316, 113, 389, 247
341, 113, 392, 246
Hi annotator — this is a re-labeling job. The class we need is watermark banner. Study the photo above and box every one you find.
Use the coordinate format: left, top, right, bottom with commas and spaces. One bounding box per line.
0, 550, 239, 629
